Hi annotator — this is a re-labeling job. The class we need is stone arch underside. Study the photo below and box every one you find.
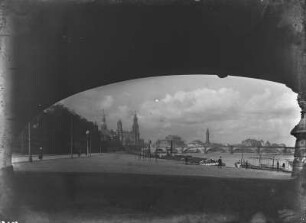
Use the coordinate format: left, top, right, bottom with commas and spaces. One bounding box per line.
1, 0, 306, 220
1, 0, 306, 170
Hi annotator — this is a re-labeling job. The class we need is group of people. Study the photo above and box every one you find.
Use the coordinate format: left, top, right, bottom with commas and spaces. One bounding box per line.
276, 161, 286, 170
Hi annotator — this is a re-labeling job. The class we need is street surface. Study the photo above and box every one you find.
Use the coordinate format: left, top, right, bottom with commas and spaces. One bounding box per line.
12, 153, 101, 163
13, 152, 292, 180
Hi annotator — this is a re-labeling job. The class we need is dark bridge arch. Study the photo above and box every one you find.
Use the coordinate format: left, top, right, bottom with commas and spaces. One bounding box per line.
1, 1, 306, 220
1, 0, 306, 172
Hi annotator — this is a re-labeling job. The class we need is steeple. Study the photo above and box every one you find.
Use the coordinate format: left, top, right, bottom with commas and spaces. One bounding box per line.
117, 119, 122, 129
132, 112, 140, 144
206, 128, 210, 144
133, 111, 138, 122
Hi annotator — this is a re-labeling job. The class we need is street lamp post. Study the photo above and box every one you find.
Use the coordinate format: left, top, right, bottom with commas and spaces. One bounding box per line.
86, 130, 90, 157
70, 116, 73, 158
257, 146, 261, 167
89, 132, 91, 157
148, 140, 151, 160
28, 122, 32, 162
28, 107, 46, 162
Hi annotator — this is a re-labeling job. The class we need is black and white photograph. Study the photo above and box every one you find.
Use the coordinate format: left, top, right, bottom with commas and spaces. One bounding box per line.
0, 0, 306, 222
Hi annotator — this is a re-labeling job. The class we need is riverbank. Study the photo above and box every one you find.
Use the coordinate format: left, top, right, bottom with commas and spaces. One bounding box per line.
184, 152, 294, 169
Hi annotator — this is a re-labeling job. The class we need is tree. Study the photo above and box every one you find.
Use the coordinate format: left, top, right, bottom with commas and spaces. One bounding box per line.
15, 104, 101, 155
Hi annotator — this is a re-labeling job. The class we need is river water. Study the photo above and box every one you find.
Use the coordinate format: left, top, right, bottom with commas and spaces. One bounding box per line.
184, 152, 294, 170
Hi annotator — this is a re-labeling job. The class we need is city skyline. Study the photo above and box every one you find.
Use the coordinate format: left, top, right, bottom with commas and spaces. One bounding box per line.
60, 75, 300, 146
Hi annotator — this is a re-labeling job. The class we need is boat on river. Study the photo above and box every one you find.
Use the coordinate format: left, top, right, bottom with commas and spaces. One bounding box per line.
234, 155, 292, 173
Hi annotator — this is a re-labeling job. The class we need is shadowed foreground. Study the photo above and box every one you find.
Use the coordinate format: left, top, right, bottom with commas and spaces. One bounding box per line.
2, 170, 298, 223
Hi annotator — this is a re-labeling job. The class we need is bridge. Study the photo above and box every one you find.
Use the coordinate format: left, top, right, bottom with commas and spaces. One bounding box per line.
183, 145, 295, 154
0, 0, 306, 221
224, 145, 294, 154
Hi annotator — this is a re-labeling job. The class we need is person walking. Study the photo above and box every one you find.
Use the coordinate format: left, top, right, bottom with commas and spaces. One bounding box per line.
39, 147, 43, 160
277, 161, 280, 171
218, 156, 222, 168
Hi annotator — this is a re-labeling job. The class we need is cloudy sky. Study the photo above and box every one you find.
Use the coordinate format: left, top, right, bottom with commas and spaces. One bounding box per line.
60, 75, 300, 146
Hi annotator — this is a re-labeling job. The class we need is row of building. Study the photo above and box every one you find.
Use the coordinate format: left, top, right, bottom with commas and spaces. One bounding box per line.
155, 129, 211, 150
154, 129, 291, 154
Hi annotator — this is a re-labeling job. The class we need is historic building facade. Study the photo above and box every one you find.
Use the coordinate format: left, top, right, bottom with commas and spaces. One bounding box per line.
117, 113, 141, 146
100, 111, 143, 147
99, 110, 117, 142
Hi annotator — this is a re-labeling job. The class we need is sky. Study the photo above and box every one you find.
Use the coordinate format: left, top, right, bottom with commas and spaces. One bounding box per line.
60, 75, 300, 146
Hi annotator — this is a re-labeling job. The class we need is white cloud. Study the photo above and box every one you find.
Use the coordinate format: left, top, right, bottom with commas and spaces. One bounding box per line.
244, 89, 298, 117
138, 86, 299, 145
140, 88, 241, 123
98, 95, 114, 109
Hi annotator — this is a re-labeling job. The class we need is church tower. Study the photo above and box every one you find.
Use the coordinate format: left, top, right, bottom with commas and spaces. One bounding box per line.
206, 128, 210, 144
132, 113, 140, 145
117, 119, 123, 142
101, 109, 107, 130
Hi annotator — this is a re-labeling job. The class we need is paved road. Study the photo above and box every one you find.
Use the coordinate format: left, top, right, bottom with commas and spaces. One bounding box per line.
13, 153, 293, 180
12, 153, 101, 163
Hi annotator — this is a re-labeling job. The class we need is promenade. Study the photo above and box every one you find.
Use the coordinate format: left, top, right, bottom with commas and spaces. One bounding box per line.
13, 152, 292, 180
12, 153, 101, 164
